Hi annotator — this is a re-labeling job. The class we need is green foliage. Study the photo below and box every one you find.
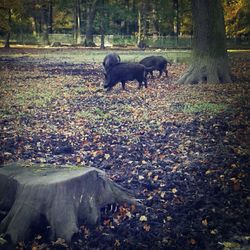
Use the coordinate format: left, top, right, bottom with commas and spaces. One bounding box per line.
223, 0, 250, 36
1, 0, 249, 46
0, 0, 22, 33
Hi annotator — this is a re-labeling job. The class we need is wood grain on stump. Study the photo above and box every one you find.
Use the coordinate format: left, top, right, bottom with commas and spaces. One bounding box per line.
0, 162, 137, 243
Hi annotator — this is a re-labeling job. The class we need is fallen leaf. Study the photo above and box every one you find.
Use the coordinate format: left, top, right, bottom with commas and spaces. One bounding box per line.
153, 175, 159, 181
189, 238, 197, 245
202, 219, 208, 226
139, 215, 147, 222
166, 216, 172, 221
114, 239, 121, 247
143, 224, 151, 231
210, 229, 218, 235
104, 153, 110, 160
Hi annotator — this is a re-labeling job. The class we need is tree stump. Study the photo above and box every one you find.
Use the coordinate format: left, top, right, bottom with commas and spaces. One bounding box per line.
0, 162, 138, 243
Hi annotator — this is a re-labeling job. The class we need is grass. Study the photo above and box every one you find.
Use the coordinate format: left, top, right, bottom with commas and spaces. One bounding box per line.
0, 75, 63, 119
75, 108, 112, 122
183, 102, 228, 114
0, 47, 191, 64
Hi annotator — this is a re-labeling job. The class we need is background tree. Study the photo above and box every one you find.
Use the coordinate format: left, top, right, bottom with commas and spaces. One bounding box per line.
1, 0, 249, 47
48, 0, 53, 34
137, 1, 149, 48
53, 0, 73, 33
73, 0, 81, 44
223, 0, 250, 37
41, 1, 50, 45
0, 0, 22, 48
97, 0, 106, 49
177, 0, 232, 84
179, 0, 192, 35
84, 0, 99, 47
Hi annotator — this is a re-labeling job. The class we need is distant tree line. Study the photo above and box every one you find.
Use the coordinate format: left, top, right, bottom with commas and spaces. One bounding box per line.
0, 0, 249, 48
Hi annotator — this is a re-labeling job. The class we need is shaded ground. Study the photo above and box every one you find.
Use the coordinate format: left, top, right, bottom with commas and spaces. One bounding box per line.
0, 49, 249, 250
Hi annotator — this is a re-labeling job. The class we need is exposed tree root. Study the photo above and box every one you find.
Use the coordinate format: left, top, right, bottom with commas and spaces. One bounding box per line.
177, 57, 232, 84
0, 162, 138, 243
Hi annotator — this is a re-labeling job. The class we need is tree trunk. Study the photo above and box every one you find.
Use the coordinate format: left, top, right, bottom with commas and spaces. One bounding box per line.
41, 3, 49, 45
173, 0, 180, 36
4, 32, 10, 49
100, 0, 105, 49
177, 0, 232, 84
0, 162, 138, 244
151, 5, 158, 40
48, 0, 53, 34
100, 17, 105, 49
73, 0, 81, 44
137, 1, 147, 48
85, 0, 98, 47
4, 9, 11, 49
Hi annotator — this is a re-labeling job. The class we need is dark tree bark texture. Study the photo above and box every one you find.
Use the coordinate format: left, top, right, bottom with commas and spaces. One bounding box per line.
41, 3, 49, 45
85, 0, 98, 47
73, 0, 81, 44
177, 0, 232, 84
4, 9, 11, 49
48, 0, 53, 34
137, 1, 148, 49
0, 162, 137, 243
100, 0, 105, 49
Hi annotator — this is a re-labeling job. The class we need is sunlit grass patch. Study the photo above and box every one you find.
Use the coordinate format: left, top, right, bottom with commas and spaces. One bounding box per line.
183, 102, 228, 114
75, 108, 111, 122
16, 90, 55, 108
67, 86, 89, 95
0, 77, 63, 119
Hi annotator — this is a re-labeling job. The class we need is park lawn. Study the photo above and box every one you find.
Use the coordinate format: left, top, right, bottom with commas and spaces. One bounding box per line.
0, 48, 249, 249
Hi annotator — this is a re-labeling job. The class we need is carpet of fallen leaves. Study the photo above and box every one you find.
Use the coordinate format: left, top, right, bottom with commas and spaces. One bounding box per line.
0, 48, 249, 250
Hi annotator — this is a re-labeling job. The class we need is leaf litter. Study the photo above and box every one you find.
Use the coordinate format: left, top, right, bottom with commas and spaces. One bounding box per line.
0, 49, 249, 250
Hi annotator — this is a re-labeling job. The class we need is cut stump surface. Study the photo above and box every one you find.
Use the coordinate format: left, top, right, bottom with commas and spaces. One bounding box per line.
0, 162, 137, 243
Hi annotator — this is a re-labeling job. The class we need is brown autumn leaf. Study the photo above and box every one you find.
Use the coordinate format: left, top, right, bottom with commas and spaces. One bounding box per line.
202, 219, 208, 226
143, 224, 151, 232
189, 238, 197, 245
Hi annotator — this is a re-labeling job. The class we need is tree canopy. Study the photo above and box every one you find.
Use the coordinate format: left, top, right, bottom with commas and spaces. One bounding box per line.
1, 0, 249, 47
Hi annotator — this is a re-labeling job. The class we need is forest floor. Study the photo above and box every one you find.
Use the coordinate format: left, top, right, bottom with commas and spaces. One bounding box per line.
0, 48, 249, 250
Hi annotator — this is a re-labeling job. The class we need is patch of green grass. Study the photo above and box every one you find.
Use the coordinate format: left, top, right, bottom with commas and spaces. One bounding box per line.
75, 111, 96, 121
70, 86, 88, 94
0, 80, 62, 120
1, 49, 190, 64
75, 108, 111, 121
16, 89, 56, 108
75, 106, 131, 126
183, 102, 228, 114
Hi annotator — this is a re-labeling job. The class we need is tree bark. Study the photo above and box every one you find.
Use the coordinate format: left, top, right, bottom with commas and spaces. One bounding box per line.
41, 2, 49, 45
151, 2, 159, 40
48, 0, 53, 34
73, 0, 81, 44
137, 1, 147, 48
173, 0, 180, 36
4, 9, 11, 49
85, 0, 98, 47
177, 0, 232, 84
100, 0, 105, 49
0, 162, 138, 243
100, 19, 105, 49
